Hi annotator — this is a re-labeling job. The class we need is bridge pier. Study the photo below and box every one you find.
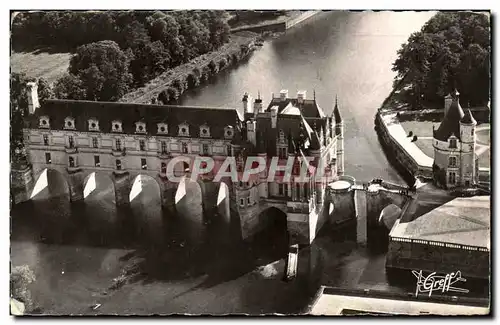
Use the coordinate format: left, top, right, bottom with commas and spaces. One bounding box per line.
111, 172, 131, 206
67, 170, 85, 202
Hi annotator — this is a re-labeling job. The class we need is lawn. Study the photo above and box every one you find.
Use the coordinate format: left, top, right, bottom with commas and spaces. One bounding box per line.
11, 51, 72, 84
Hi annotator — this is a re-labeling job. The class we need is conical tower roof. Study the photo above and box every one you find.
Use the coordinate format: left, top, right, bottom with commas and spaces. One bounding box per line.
434, 90, 465, 141
332, 95, 342, 123
460, 109, 477, 125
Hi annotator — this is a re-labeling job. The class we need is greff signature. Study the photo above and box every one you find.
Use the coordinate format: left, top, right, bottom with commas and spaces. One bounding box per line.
412, 270, 469, 297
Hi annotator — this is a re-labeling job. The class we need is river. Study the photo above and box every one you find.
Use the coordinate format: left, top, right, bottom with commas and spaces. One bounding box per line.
11, 11, 436, 315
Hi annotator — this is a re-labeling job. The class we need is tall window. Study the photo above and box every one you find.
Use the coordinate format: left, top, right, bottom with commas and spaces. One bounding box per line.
115, 139, 122, 151
449, 139, 457, 149
139, 140, 146, 151
182, 143, 188, 154
45, 152, 51, 164
203, 143, 209, 155
448, 172, 456, 184
449, 156, 457, 167
161, 162, 167, 174
116, 159, 122, 170
161, 141, 167, 154
43, 135, 49, 146
278, 147, 287, 159
278, 183, 284, 196
69, 156, 75, 168
227, 145, 232, 156
92, 137, 98, 148
94, 155, 100, 167
141, 158, 147, 170
296, 183, 301, 201
68, 136, 74, 148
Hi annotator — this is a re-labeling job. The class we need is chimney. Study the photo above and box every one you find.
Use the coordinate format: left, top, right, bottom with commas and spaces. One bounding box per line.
253, 94, 263, 114
297, 90, 307, 104
242, 92, 253, 114
444, 93, 453, 116
27, 81, 40, 114
270, 106, 278, 128
246, 120, 257, 146
280, 89, 288, 102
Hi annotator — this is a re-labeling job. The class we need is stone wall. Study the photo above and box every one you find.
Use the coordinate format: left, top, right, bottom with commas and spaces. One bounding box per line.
386, 237, 489, 279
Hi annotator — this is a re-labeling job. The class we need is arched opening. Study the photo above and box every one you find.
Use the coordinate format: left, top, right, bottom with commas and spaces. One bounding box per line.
378, 204, 401, 230
74, 172, 118, 246
251, 207, 289, 262
30, 168, 69, 201
29, 169, 72, 244
129, 175, 163, 245
173, 177, 205, 245
216, 182, 231, 224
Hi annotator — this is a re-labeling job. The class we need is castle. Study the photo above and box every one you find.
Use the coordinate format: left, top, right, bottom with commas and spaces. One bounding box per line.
432, 90, 479, 189
19, 84, 345, 245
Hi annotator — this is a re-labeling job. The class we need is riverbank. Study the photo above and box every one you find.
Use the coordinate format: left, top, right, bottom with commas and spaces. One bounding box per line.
118, 31, 259, 105
230, 10, 320, 33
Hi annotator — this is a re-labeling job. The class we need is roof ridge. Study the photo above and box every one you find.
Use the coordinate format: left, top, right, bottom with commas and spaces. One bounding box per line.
44, 99, 237, 112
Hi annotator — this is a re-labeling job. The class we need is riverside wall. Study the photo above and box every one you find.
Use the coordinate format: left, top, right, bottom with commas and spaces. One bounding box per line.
231, 11, 320, 33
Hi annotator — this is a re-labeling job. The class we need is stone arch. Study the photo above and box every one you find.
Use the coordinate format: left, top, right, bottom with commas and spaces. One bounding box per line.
82, 171, 116, 201
378, 204, 402, 230
174, 176, 204, 223
30, 168, 70, 201
129, 174, 163, 203
216, 181, 231, 224
253, 206, 289, 257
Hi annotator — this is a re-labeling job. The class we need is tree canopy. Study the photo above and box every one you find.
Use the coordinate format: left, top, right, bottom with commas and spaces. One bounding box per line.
12, 11, 231, 94
392, 12, 490, 109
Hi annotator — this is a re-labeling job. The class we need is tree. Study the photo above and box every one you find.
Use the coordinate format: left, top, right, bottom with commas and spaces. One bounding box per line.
10, 73, 29, 162
11, 265, 36, 313
68, 40, 132, 101
37, 78, 53, 102
129, 40, 170, 85
392, 12, 490, 109
53, 73, 86, 100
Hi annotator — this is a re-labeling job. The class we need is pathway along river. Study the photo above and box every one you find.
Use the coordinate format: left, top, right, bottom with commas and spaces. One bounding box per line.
11, 11, 437, 314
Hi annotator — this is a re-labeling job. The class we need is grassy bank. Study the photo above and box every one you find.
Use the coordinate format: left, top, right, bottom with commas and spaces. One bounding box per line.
119, 31, 259, 105
10, 51, 72, 84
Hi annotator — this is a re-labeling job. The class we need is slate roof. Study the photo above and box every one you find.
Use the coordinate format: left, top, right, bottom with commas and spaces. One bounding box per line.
27, 99, 239, 139
332, 96, 342, 123
266, 97, 325, 118
434, 96, 465, 141
460, 109, 477, 125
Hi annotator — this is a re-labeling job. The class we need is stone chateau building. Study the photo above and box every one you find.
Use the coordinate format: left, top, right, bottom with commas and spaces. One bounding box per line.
432, 90, 479, 189
21, 83, 345, 245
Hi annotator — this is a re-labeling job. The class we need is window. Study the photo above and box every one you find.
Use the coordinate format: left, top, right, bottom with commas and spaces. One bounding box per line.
92, 137, 98, 148
94, 155, 100, 167
203, 143, 209, 155
136, 122, 146, 134
112, 121, 122, 133
449, 139, 457, 149
182, 143, 188, 154
45, 152, 51, 164
161, 162, 167, 174
141, 158, 147, 170
278, 147, 287, 159
278, 184, 284, 196
200, 126, 210, 138
139, 140, 146, 151
116, 159, 122, 170
116, 139, 122, 151
449, 156, 457, 167
471, 129, 474, 136
161, 141, 167, 154
68, 136, 74, 148
227, 145, 232, 156
247, 197, 251, 205
157, 123, 168, 135
43, 135, 49, 146
178, 123, 189, 136
88, 119, 99, 131
304, 183, 309, 199
69, 156, 75, 168
296, 183, 301, 200
240, 198, 244, 207
448, 172, 456, 184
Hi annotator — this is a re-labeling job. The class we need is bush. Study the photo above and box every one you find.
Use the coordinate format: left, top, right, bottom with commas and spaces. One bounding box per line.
219, 58, 227, 70
171, 78, 186, 94
157, 90, 169, 104
186, 72, 200, 89
167, 86, 179, 102
11, 265, 36, 312
208, 60, 218, 74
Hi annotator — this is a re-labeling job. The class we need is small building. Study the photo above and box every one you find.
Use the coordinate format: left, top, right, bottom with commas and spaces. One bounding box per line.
432, 90, 479, 189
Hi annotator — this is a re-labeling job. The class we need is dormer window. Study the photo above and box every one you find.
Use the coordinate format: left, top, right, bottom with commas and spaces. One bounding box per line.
88, 118, 99, 132
157, 123, 168, 135
200, 124, 211, 138
224, 126, 234, 139
39, 116, 50, 129
64, 117, 75, 130
178, 122, 190, 137
112, 120, 123, 133
135, 121, 146, 134
449, 138, 457, 149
